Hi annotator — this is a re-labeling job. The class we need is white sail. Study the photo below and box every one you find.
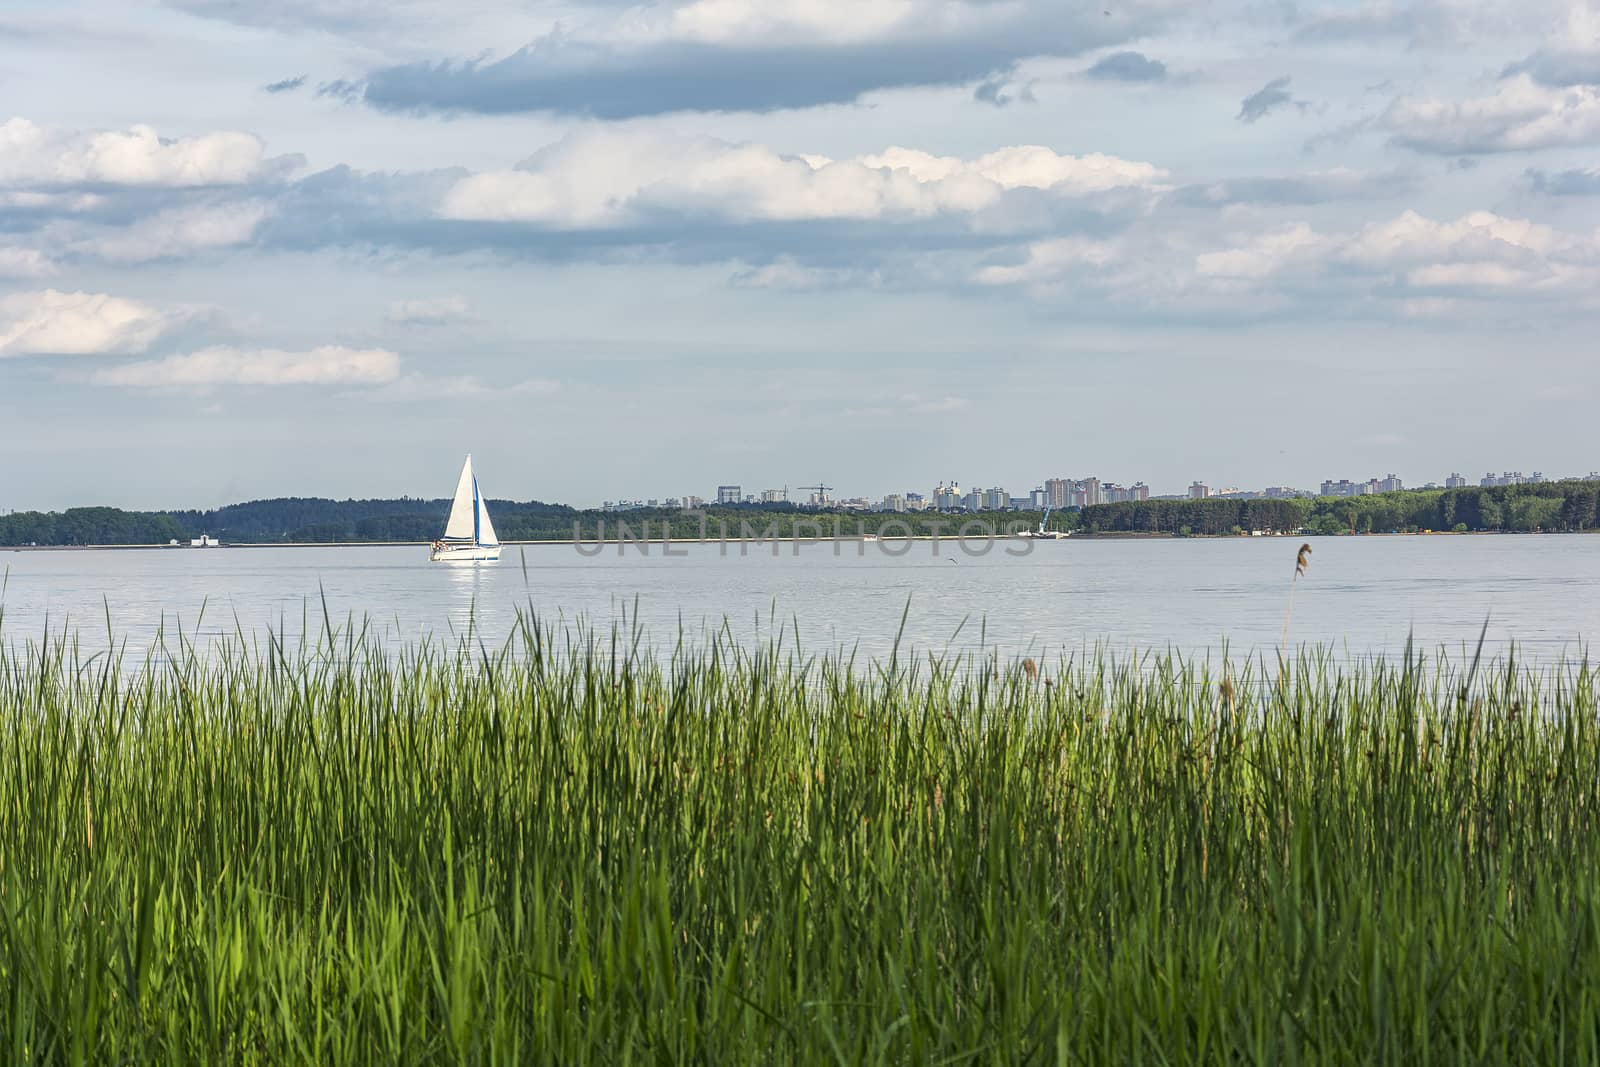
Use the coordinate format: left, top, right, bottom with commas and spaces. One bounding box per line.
442, 456, 477, 541
475, 480, 499, 547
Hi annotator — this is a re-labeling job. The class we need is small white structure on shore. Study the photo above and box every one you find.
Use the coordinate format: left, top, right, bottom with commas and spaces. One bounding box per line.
189, 535, 219, 547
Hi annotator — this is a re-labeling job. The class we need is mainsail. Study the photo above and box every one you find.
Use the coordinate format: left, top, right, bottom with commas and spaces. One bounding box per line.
442, 456, 478, 541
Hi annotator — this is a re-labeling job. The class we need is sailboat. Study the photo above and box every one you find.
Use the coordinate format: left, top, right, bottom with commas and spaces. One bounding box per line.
1018, 506, 1070, 540
430, 454, 501, 562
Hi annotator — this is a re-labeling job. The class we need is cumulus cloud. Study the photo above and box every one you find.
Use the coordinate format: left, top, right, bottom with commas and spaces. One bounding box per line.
1381, 74, 1600, 153
974, 207, 1600, 317
1187, 210, 1596, 294
85, 201, 271, 262
1084, 51, 1168, 82
1341, 210, 1568, 265
439, 130, 1166, 228
0, 289, 173, 357
1195, 224, 1329, 279
90, 345, 401, 387
974, 237, 1117, 285
358, 1, 1174, 118
387, 295, 471, 324
1503, 6, 1600, 86
1237, 76, 1305, 123
0, 118, 283, 188
0, 245, 54, 279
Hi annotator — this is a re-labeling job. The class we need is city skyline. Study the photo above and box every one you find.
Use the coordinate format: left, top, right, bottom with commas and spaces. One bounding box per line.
596, 466, 1600, 515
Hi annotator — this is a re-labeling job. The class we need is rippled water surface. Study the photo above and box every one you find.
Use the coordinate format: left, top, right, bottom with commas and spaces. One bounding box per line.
3, 535, 1597, 663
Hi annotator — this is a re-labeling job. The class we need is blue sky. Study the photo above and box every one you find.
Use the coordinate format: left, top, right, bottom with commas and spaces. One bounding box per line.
2, 0, 1598, 509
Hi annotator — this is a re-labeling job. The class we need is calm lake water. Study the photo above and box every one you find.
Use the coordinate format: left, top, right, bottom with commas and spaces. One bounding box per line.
2, 535, 1597, 664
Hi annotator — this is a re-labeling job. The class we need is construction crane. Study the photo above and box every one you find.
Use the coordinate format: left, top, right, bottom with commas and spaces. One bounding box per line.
800, 483, 834, 505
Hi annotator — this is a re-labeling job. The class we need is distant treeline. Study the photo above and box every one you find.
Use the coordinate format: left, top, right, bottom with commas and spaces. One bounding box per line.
1077, 480, 1600, 536
0, 507, 189, 548
2, 481, 1598, 546
163, 497, 580, 544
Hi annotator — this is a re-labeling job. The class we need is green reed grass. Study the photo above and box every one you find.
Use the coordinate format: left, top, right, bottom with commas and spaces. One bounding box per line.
3, 612, 1600, 1063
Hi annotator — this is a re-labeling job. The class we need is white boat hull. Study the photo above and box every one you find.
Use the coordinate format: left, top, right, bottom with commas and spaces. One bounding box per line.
430, 544, 501, 562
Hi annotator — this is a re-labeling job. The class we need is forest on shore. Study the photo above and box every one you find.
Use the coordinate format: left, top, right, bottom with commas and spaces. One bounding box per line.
3, 480, 1598, 546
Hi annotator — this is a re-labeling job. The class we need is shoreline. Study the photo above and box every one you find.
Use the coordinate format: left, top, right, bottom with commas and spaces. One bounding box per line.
5, 529, 1584, 552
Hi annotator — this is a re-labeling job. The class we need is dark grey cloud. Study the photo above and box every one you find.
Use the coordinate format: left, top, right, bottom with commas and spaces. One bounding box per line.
1084, 51, 1167, 82
973, 76, 1037, 107
1237, 76, 1303, 123
1527, 167, 1600, 195
317, 79, 364, 102
357, 10, 1163, 118
1172, 171, 1414, 207
263, 75, 307, 94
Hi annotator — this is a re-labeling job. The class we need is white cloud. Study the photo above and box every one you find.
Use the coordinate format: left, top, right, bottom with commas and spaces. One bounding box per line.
1182, 210, 1598, 296
1382, 75, 1600, 154
0, 118, 274, 188
91, 345, 401, 388
0, 245, 54, 279
387, 295, 471, 325
973, 206, 1600, 315
975, 237, 1117, 284
85, 201, 271, 262
857, 146, 1166, 196
1195, 224, 1329, 279
439, 129, 1165, 227
1342, 209, 1566, 264
0, 289, 172, 356
510, 377, 560, 395
1341, 210, 1592, 291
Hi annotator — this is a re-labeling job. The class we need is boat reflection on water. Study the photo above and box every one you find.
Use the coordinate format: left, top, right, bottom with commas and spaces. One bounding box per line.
441, 553, 495, 638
